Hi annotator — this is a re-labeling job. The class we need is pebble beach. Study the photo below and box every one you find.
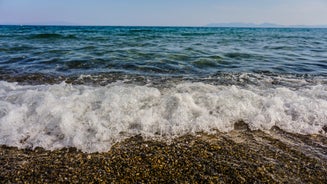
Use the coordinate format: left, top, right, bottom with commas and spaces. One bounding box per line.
1, 122, 326, 183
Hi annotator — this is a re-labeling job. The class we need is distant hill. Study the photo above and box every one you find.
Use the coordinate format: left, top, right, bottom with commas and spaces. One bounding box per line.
206, 22, 327, 28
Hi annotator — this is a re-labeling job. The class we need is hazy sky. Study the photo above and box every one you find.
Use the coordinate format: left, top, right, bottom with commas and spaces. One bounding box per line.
1, 0, 327, 26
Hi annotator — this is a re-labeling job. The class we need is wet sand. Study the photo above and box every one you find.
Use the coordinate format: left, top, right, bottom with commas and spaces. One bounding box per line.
1, 123, 327, 183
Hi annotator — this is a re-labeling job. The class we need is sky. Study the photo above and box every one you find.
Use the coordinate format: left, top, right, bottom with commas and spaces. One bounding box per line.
0, 0, 327, 26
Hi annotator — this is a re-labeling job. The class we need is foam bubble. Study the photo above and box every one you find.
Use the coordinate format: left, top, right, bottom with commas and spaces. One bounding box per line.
0, 81, 326, 152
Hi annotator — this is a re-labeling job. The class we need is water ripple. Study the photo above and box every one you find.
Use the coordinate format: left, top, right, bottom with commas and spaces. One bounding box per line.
0, 26, 327, 76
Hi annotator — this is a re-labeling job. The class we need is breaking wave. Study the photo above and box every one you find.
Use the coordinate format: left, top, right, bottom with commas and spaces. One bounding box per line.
0, 80, 326, 152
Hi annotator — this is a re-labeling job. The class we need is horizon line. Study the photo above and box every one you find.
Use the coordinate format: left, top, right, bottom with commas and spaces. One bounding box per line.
1, 23, 327, 28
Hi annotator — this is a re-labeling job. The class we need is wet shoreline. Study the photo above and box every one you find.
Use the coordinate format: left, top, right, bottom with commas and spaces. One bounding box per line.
1, 125, 326, 183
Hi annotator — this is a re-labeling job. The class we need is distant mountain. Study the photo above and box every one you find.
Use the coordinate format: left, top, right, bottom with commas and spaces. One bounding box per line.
206, 22, 327, 28
206, 22, 282, 28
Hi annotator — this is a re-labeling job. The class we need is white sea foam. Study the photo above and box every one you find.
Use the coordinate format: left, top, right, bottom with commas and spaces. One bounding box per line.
0, 81, 326, 152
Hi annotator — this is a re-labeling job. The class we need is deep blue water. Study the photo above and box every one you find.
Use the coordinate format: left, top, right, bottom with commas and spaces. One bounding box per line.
1, 26, 327, 80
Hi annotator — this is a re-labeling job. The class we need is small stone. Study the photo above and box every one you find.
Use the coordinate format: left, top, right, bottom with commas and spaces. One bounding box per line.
322, 125, 327, 133
234, 120, 250, 131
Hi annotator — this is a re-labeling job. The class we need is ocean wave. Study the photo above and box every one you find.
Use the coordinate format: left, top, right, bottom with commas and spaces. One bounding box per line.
0, 80, 326, 152
28, 33, 77, 40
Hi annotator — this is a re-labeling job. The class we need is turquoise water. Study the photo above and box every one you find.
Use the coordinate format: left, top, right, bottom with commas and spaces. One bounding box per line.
0, 26, 327, 152
1, 26, 327, 78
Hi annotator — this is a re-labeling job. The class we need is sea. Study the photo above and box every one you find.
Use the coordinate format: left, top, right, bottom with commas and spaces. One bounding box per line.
0, 26, 327, 153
